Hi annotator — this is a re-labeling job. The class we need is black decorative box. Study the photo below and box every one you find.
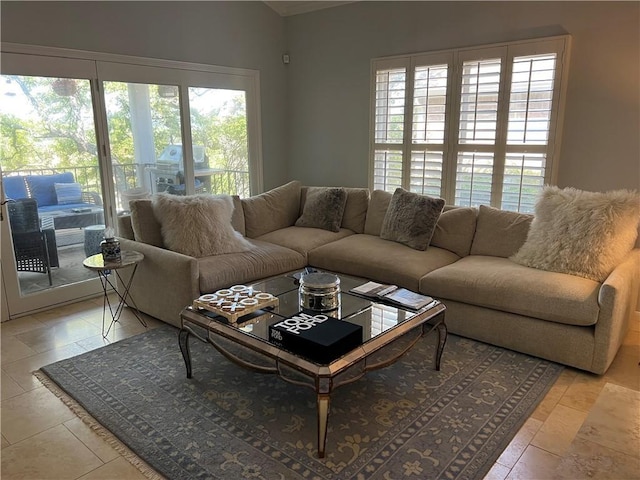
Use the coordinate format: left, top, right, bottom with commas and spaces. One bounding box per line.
269, 312, 363, 364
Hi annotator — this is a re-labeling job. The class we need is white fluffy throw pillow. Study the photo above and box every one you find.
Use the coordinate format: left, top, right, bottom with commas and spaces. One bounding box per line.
152, 193, 251, 258
510, 186, 640, 282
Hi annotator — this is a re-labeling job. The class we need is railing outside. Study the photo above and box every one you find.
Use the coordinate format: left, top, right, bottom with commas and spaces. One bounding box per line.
3, 164, 251, 203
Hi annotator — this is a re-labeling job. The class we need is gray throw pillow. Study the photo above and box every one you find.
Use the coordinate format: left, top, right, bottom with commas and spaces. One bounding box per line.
295, 187, 347, 232
380, 188, 445, 250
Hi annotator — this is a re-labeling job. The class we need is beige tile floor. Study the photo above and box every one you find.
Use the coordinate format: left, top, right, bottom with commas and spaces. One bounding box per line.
1, 298, 639, 480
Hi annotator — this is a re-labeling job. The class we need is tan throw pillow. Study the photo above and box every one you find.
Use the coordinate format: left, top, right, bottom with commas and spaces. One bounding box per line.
511, 186, 640, 282
431, 207, 477, 257
380, 188, 445, 251
130, 199, 164, 248
342, 188, 370, 233
241, 180, 301, 238
470, 205, 533, 258
364, 189, 393, 236
152, 193, 251, 258
295, 187, 347, 232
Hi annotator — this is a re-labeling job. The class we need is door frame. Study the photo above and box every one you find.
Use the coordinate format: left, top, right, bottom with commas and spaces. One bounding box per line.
1, 43, 263, 320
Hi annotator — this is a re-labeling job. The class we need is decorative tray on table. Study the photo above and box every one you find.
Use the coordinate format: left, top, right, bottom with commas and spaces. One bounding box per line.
192, 285, 279, 323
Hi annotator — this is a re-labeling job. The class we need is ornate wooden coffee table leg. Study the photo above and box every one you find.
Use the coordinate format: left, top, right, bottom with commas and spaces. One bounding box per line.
178, 328, 193, 378
317, 393, 330, 458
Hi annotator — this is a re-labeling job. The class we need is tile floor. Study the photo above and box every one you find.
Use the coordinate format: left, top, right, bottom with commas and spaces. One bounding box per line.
1, 299, 639, 480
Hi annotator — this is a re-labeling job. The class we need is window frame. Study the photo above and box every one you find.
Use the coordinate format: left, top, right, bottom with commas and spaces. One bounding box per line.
369, 35, 571, 212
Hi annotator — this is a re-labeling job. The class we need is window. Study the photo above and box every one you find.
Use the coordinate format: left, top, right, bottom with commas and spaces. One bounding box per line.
371, 36, 570, 212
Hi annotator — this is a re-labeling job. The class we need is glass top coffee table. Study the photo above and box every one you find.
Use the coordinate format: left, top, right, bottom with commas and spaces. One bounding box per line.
179, 270, 447, 458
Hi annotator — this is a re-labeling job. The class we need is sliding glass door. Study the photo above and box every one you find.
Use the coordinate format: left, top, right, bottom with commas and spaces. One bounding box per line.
0, 53, 104, 316
1, 45, 262, 320
96, 61, 261, 212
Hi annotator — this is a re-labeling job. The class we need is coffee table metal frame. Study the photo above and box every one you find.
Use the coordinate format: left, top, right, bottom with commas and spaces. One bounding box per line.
178, 273, 447, 458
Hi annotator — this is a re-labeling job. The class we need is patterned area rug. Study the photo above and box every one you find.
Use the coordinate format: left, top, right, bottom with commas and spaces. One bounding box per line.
39, 326, 562, 480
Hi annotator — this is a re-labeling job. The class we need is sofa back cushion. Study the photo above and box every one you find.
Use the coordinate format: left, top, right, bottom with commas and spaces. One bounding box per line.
229, 195, 246, 237
130, 199, 165, 248
242, 180, 301, 238
26, 172, 75, 207
341, 187, 369, 233
117, 213, 135, 240
3, 176, 28, 200
431, 206, 477, 257
300, 186, 369, 233
364, 189, 392, 236
470, 205, 533, 258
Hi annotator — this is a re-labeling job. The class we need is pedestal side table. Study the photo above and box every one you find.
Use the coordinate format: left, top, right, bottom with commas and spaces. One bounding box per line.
83, 251, 147, 337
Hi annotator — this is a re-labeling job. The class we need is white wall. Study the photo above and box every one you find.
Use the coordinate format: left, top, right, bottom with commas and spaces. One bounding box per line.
285, 1, 640, 190
0, 1, 290, 190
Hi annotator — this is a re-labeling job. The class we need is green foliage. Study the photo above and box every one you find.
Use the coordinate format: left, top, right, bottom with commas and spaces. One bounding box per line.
1, 76, 250, 196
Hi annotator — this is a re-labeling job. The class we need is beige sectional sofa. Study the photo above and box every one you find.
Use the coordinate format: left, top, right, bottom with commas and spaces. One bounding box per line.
117, 181, 640, 374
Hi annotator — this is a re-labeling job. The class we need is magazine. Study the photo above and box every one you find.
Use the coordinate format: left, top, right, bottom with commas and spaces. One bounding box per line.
350, 281, 436, 310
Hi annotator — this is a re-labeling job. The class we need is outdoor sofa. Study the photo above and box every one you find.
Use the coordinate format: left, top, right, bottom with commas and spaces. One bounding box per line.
117, 181, 640, 374
3, 172, 103, 229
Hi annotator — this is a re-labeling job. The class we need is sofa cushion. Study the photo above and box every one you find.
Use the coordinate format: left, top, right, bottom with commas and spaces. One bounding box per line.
420, 255, 600, 326
152, 193, 251, 258
342, 188, 369, 233
511, 186, 640, 282
26, 172, 74, 207
257, 226, 354, 257
54, 182, 82, 205
308, 234, 460, 292
380, 188, 445, 250
130, 199, 164, 248
3, 176, 28, 200
430, 207, 477, 257
364, 189, 392, 236
230, 195, 246, 237
117, 213, 135, 241
198, 238, 306, 293
295, 187, 347, 232
470, 205, 532, 258
242, 180, 301, 238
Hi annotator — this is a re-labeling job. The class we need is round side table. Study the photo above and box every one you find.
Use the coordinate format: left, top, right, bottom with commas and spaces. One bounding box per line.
83, 251, 147, 337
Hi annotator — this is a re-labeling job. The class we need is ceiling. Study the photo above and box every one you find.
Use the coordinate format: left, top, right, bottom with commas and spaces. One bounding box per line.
264, 1, 355, 16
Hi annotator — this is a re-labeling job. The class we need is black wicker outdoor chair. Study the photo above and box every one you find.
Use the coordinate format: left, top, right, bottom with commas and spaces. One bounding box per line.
7, 198, 58, 286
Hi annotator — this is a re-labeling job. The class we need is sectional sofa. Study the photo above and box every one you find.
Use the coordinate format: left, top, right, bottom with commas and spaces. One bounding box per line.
117, 181, 640, 374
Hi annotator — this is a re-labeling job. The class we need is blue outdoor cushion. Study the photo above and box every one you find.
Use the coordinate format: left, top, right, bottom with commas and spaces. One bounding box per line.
26, 172, 74, 207
54, 182, 82, 204
3, 176, 28, 200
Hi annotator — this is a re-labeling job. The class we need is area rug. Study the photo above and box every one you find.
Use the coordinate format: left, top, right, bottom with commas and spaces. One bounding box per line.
38, 325, 562, 480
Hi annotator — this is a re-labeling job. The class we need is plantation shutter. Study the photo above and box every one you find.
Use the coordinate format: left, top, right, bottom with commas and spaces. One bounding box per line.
409, 52, 452, 197
372, 58, 408, 192
369, 36, 570, 211
501, 38, 567, 212
451, 47, 505, 207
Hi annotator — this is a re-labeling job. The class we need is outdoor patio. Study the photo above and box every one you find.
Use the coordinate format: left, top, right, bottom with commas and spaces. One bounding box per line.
17, 229, 95, 295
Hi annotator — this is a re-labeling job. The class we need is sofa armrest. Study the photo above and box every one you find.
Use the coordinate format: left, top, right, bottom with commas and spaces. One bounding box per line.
592, 248, 640, 373
82, 191, 103, 205
117, 238, 200, 327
